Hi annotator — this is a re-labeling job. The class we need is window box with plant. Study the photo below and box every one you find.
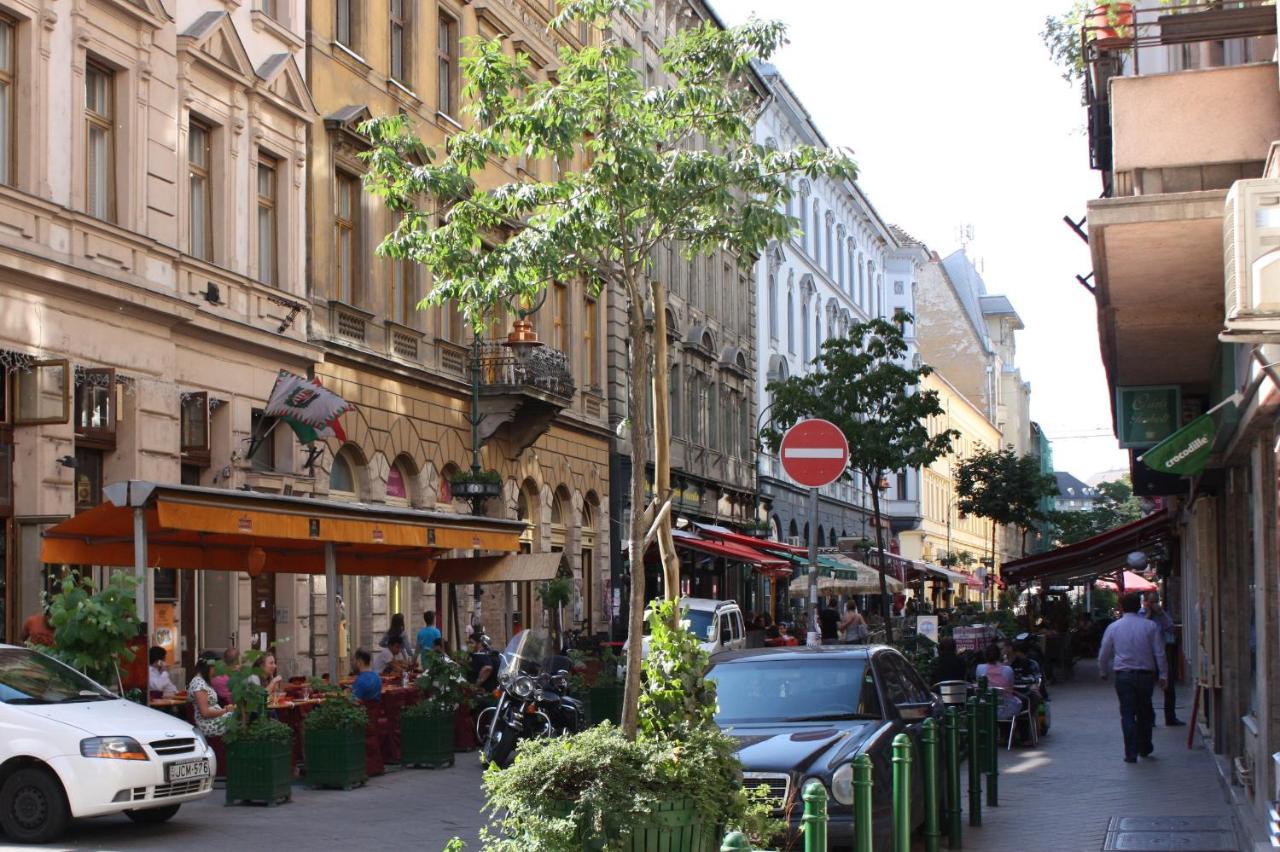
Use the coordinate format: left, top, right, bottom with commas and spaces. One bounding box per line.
401, 650, 467, 769
740, 519, 771, 539
302, 684, 368, 790
448, 467, 503, 500
223, 650, 293, 806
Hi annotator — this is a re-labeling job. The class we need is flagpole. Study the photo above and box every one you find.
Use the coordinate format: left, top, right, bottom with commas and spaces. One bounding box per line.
245, 415, 283, 461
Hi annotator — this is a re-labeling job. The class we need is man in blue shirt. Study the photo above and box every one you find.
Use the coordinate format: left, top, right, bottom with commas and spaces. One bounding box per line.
351, 649, 382, 701
1099, 592, 1167, 762
416, 612, 442, 665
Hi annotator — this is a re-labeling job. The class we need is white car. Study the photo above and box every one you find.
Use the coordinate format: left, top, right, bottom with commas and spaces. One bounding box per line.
628, 598, 748, 659
0, 644, 215, 843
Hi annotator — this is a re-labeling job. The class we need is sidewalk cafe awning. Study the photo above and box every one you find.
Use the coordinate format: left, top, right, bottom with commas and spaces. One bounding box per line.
1002, 511, 1173, 587
670, 528, 791, 573
1095, 570, 1158, 593
693, 522, 808, 555
40, 481, 530, 681
776, 551, 904, 593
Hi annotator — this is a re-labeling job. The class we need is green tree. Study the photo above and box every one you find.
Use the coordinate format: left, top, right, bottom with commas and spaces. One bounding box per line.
1051, 476, 1144, 545
761, 314, 957, 642
38, 571, 140, 689
360, 0, 854, 737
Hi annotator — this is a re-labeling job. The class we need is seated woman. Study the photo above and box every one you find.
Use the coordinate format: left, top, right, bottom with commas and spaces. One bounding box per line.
188, 654, 235, 737
351, 649, 382, 702
974, 643, 1022, 719
210, 647, 239, 705
259, 653, 284, 703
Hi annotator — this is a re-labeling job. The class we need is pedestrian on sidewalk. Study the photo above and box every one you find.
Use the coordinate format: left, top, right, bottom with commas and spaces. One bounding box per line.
1141, 591, 1184, 726
1098, 592, 1168, 763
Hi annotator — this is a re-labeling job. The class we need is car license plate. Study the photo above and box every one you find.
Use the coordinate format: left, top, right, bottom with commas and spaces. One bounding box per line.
164, 758, 210, 783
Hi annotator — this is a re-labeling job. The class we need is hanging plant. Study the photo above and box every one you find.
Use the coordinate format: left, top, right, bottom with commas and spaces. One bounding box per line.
448, 468, 504, 499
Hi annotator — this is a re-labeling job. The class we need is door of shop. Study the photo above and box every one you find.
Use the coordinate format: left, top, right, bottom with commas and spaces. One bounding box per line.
251, 573, 276, 652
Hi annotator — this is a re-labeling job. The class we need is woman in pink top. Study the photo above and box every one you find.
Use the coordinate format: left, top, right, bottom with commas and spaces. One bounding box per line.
975, 644, 1022, 719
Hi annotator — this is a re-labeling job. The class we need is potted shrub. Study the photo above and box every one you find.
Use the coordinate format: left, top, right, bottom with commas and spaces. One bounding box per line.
741, 519, 772, 539
223, 650, 293, 806
481, 600, 778, 850
448, 468, 503, 501
37, 571, 139, 691
302, 684, 368, 790
586, 647, 624, 726
401, 650, 467, 768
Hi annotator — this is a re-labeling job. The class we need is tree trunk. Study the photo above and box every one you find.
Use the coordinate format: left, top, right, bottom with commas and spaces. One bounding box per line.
650, 281, 680, 622
621, 294, 653, 740
869, 472, 894, 644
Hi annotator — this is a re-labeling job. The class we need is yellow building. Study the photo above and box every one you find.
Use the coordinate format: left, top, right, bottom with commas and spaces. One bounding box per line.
898, 371, 1002, 604
304, 1, 611, 658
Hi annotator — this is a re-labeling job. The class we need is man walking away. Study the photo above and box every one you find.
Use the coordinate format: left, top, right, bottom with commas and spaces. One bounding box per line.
1098, 592, 1167, 763
417, 611, 442, 667
1142, 591, 1184, 726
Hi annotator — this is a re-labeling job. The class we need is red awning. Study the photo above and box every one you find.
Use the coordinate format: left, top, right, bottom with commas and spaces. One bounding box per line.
671, 530, 791, 571
1095, 570, 1157, 592
962, 574, 983, 588
1002, 511, 1173, 586
693, 523, 808, 555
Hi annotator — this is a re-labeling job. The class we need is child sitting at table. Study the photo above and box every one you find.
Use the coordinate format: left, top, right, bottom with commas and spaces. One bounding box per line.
351, 650, 382, 701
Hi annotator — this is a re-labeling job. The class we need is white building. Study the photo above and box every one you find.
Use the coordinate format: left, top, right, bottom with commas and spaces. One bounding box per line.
751, 63, 922, 552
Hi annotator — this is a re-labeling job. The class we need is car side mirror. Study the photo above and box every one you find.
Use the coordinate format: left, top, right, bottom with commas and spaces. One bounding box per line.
896, 701, 932, 722
720, 628, 733, 645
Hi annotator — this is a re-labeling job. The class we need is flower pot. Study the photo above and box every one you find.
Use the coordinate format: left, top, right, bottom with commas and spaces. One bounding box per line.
587, 682, 624, 726
1087, 2, 1134, 41
225, 739, 292, 806
303, 726, 367, 790
401, 711, 455, 768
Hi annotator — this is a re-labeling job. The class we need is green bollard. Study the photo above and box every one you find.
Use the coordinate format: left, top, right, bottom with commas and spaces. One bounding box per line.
854, 754, 874, 852
922, 718, 941, 852
986, 687, 999, 808
802, 778, 828, 852
945, 707, 962, 848
966, 696, 982, 827
892, 733, 913, 852
974, 689, 989, 775
721, 831, 752, 851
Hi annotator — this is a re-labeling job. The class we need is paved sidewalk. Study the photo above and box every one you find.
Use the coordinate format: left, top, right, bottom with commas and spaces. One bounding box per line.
958, 659, 1233, 852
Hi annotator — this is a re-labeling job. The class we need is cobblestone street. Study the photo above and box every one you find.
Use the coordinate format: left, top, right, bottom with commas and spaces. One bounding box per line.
957, 660, 1235, 852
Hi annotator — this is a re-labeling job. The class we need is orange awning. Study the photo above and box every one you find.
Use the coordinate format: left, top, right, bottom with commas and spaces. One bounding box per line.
40, 481, 523, 580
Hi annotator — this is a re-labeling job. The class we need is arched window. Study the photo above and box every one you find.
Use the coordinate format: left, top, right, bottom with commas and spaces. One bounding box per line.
876, 274, 883, 318
787, 290, 795, 354
670, 363, 681, 437
837, 235, 846, 289
788, 519, 799, 539
329, 450, 357, 495
848, 247, 857, 299
814, 313, 821, 354
439, 463, 460, 505
801, 299, 810, 361
857, 254, 865, 306
811, 202, 821, 260
824, 219, 833, 275
767, 273, 778, 340
707, 379, 719, 449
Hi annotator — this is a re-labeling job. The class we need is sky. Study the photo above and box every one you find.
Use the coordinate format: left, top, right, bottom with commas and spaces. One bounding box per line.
715, 0, 1130, 481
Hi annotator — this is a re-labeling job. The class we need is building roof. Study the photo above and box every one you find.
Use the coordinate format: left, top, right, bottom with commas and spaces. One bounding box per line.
889, 224, 923, 247
1054, 471, 1100, 501
979, 295, 1024, 329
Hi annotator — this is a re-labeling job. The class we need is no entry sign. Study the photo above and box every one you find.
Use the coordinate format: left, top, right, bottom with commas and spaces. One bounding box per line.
779, 419, 849, 488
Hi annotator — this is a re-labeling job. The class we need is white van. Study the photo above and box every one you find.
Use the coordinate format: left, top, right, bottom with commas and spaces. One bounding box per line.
630, 598, 748, 658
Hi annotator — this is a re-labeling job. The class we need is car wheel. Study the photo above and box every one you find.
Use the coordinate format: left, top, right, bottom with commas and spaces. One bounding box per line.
125, 804, 181, 824
0, 767, 70, 844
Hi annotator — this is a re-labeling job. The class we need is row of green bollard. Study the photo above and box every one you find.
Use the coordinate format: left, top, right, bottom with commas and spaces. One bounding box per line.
723, 684, 1002, 851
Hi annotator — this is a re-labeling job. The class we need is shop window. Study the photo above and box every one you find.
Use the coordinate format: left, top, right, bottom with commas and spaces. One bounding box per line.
249, 408, 276, 472
74, 368, 115, 449
74, 447, 103, 513
14, 360, 69, 425
180, 391, 209, 466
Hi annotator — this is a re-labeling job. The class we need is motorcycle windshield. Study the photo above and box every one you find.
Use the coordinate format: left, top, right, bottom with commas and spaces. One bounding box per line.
498, 629, 552, 678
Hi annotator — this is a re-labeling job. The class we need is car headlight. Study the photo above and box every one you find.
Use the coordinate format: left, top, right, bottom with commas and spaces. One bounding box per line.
831, 763, 854, 806
191, 726, 209, 752
80, 736, 148, 761
511, 676, 535, 700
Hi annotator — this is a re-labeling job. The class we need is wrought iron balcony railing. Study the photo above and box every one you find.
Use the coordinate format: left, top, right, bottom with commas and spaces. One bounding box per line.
474, 340, 575, 399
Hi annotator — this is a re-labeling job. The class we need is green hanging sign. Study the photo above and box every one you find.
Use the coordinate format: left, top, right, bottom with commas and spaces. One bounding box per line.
1139, 413, 1216, 477
1116, 385, 1181, 449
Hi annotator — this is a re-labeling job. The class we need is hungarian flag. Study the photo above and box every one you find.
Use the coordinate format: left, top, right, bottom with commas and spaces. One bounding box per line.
263, 370, 351, 445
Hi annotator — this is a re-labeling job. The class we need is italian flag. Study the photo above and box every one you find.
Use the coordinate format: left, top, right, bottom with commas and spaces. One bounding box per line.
263, 370, 351, 445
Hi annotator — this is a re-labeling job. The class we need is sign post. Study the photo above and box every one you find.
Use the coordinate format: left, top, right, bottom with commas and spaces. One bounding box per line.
780, 419, 850, 643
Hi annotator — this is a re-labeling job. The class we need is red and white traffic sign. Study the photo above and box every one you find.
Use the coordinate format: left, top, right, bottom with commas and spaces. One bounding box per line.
779, 419, 849, 488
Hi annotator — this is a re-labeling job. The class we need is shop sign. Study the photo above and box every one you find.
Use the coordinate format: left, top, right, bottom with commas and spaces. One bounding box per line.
1116, 385, 1181, 448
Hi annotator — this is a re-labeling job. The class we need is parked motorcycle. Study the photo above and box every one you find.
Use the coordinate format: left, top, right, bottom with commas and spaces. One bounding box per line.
479, 629, 585, 768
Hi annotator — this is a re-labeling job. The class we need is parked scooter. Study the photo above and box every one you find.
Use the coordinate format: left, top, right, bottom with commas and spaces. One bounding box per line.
478, 630, 585, 769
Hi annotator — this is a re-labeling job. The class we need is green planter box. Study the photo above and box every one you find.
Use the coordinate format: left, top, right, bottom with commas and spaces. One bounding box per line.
556, 797, 716, 851
401, 711, 455, 768
588, 683, 624, 725
225, 739, 292, 806
303, 726, 367, 790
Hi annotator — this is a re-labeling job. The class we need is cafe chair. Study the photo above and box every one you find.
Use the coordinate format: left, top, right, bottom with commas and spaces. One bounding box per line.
990, 687, 1035, 750
933, 680, 971, 709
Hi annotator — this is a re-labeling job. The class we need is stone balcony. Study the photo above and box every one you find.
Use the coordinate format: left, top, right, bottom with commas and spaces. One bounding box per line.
473, 340, 575, 457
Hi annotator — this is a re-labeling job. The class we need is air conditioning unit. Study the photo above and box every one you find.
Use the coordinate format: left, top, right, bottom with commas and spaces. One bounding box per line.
786, 536, 803, 547
1222, 178, 1280, 340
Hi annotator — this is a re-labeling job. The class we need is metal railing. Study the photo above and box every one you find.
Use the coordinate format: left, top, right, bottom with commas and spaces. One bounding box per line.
474, 340, 575, 398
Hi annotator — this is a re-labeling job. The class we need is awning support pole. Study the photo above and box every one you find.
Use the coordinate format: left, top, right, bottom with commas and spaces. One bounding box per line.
325, 542, 338, 683
132, 507, 148, 627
